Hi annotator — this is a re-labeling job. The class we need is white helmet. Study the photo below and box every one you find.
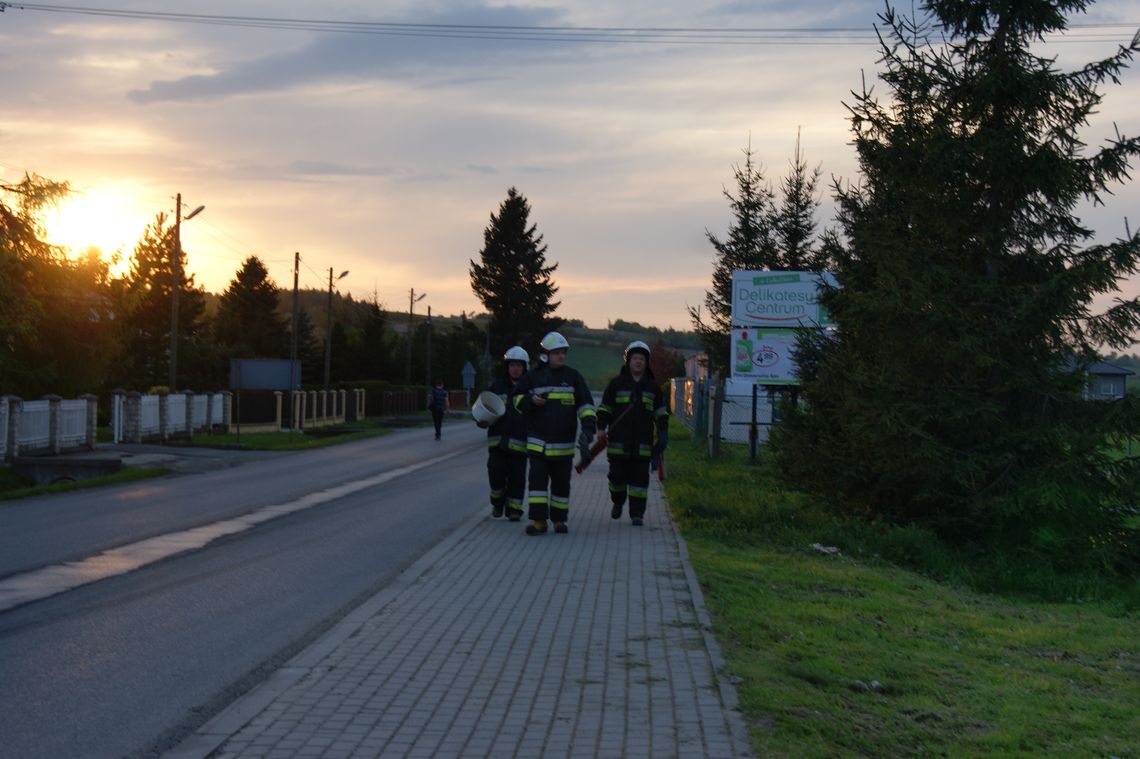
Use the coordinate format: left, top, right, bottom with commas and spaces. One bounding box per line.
624, 340, 651, 363
539, 332, 570, 353
503, 345, 529, 364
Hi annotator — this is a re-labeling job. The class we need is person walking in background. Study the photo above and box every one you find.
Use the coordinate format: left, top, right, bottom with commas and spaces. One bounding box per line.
597, 340, 669, 526
428, 377, 449, 440
514, 331, 596, 535
484, 346, 530, 521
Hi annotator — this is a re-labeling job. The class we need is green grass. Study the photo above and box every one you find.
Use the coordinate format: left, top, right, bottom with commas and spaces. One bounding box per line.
188, 419, 394, 451
0, 466, 171, 501
664, 424, 1140, 758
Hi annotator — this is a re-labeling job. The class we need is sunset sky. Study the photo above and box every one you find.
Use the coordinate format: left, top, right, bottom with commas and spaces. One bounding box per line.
2, 1, 1138, 334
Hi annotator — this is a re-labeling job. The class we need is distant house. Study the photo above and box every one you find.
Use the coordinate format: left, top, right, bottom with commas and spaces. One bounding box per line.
1082, 361, 1134, 401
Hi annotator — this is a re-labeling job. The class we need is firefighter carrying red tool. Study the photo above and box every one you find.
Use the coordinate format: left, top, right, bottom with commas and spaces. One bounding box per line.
597, 340, 669, 526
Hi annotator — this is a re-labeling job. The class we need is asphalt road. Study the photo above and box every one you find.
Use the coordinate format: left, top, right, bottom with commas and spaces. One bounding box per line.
0, 422, 487, 759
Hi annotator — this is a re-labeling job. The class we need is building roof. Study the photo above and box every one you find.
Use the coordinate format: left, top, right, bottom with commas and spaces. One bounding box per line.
1087, 361, 1136, 377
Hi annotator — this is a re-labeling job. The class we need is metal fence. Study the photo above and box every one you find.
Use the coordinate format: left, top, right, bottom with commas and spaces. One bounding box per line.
670, 377, 795, 461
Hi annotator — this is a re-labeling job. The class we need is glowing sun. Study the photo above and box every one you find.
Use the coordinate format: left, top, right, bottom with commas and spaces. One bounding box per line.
42, 185, 150, 257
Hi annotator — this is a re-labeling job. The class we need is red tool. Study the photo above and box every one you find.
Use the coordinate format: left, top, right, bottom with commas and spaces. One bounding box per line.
575, 430, 609, 473
575, 405, 632, 474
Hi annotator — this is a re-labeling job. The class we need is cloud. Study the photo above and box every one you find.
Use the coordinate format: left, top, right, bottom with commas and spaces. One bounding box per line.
127, 4, 577, 104
288, 160, 393, 177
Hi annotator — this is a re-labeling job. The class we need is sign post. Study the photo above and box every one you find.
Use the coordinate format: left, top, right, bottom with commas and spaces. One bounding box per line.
461, 361, 476, 406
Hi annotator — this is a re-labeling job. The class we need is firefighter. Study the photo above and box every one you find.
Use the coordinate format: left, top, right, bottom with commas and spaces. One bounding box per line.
484, 346, 530, 521
597, 340, 669, 526
513, 331, 596, 535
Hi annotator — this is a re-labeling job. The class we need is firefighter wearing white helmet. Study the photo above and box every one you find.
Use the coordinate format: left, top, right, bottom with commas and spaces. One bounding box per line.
481, 345, 531, 520
537, 330, 570, 362
513, 331, 596, 535
597, 340, 669, 526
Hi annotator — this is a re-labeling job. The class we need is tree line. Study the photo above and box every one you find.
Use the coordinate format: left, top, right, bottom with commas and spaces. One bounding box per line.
0, 177, 680, 402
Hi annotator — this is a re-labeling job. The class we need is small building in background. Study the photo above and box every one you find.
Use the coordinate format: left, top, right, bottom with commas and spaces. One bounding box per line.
1083, 361, 1134, 401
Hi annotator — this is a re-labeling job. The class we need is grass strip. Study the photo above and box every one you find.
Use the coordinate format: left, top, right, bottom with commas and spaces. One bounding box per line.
664, 425, 1139, 757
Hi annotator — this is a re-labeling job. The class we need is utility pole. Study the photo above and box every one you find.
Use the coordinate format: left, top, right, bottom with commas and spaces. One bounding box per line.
405, 288, 426, 384
324, 268, 349, 391
289, 251, 300, 430
169, 193, 182, 391
425, 305, 433, 388
168, 193, 203, 391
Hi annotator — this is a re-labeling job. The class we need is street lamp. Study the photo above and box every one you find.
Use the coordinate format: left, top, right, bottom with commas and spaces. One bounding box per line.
324, 268, 349, 391
425, 305, 433, 388
169, 193, 204, 392
405, 288, 426, 384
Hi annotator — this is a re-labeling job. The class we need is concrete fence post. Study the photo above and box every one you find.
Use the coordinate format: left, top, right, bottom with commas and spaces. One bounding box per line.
0, 396, 8, 462
81, 393, 99, 450
185, 391, 195, 439
4, 397, 22, 461
273, 391, 283, 432
221, 391, 234, 433
44, 394, 63, 454
158, 392, 170, 441
125, 391, 142, 443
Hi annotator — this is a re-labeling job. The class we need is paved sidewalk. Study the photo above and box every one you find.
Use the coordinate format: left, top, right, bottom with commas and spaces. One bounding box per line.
169, 462, 753, 759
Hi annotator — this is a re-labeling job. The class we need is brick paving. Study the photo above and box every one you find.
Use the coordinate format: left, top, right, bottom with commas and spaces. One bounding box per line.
169, 463, 752, 759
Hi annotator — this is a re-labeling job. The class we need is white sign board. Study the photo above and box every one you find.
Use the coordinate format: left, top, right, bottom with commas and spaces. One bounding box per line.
730, 328, 799, 384
731, 271, 837, 328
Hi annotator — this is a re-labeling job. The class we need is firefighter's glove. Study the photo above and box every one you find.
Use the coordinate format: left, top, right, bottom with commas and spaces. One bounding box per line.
652, 428, 669, 458
577, 427, 593, 461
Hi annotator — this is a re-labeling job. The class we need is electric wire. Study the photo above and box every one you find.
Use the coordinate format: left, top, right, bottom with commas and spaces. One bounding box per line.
3, 2, 1135, 46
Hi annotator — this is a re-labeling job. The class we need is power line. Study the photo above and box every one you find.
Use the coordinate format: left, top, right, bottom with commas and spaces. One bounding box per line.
4, 3, 1134, 46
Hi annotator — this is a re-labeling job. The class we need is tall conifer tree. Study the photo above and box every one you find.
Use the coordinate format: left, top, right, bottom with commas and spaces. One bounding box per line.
214, 256, 286, 358
116, 213, 208, 389
469, 187, 561, 354
691, 139, 826, 371
775, 1, 1140, 564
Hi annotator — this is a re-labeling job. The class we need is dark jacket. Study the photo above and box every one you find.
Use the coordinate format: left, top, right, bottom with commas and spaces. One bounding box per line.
486, 374, 528, 453
428, 386, 448, 413
597, 367, 668, 459
513, 363, 596, 458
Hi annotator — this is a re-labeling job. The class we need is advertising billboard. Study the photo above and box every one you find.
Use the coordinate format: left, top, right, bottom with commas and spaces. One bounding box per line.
730, 328, 799, 384
730, 270, 837, 328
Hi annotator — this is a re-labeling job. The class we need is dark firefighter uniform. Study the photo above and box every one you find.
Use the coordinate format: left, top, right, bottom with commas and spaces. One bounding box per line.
598, 359, 669, 523
514, 357, 596, 532
485, 373, 528, 521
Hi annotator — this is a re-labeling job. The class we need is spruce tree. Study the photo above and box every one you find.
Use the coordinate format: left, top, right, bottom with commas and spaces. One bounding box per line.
116, 213, 208, 390
774, 1, 1140, 567
469, 187, 561, 354
775, 130, 826, 272
214, 256, 287, 358
691, 139, 826, 371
